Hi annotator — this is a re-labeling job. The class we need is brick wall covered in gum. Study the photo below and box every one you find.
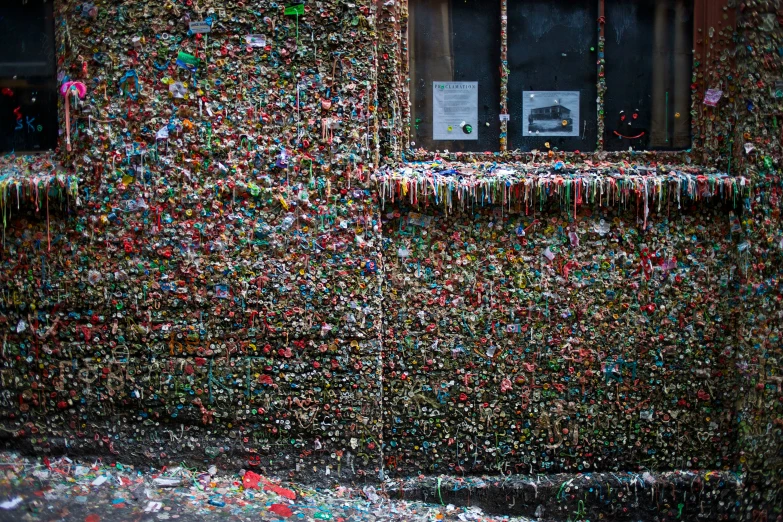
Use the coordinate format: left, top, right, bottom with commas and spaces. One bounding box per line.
0, 1, 780, 516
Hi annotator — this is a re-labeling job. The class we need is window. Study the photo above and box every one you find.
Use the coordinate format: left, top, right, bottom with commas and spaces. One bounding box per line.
408, 0, 694, 153
0, 0, 58, 154
507, 0, 598, 151
409, 0, 501, 152
604, 0, 693, 150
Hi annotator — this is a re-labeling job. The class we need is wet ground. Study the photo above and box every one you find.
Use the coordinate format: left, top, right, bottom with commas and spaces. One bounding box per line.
0, 454, 530, 522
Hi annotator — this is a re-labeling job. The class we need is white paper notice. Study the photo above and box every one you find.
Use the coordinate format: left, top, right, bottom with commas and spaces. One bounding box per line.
432, 82, 478, 141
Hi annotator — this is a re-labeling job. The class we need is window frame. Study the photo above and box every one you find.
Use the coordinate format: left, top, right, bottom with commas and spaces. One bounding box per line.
400, 0, 734, 161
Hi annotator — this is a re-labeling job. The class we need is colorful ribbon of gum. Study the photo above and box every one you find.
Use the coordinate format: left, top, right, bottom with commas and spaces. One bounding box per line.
60, 81, 87, 152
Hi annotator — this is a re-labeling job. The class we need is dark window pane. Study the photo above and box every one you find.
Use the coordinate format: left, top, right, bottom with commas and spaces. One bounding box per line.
0, 79, 58, 153
410, 0, 501, 152
604, 0, 693, 151
0, 1, 56, 77
507, 0, 598, 151
0, 0, 57, 153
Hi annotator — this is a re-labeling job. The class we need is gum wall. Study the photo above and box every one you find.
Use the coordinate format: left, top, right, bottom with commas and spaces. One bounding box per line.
0, 0, 782, 520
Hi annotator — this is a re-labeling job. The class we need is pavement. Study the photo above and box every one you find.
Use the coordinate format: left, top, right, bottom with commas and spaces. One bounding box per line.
0, 453, 531, 522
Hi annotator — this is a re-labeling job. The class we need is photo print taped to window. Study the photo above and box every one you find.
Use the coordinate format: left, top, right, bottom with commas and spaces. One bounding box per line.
507, 0, 598, 151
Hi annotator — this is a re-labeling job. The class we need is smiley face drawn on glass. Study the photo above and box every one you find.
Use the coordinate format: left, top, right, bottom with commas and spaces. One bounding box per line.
613, 109, 646, 140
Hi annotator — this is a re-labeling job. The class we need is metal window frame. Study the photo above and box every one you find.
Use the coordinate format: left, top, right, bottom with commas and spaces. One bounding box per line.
401, 0, 734, 161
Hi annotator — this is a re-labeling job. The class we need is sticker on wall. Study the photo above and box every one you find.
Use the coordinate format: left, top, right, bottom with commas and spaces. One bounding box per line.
704, 89, 723, 106
245, 35, 267, 48
189, 21, 212, 34
523, 91, 580, 137
432, 82, 478, 141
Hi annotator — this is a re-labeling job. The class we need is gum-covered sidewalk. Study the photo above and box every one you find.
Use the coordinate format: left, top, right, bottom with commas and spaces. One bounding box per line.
0, 454, 529, 522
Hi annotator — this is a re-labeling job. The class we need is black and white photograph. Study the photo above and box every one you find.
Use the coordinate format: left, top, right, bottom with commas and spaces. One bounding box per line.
522, 91, 580, 137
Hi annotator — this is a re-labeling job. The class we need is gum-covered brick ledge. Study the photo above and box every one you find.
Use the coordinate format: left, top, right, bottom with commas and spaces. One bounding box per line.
0, 154, 80, 247
384, 470, 744, 521
0, 154, 79, 209
374, 161, 751, 213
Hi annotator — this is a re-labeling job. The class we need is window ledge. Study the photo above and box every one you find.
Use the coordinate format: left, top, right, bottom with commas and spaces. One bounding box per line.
0, 152, 78, 208
400, 149, 698, 163
375, 159, 749, 212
